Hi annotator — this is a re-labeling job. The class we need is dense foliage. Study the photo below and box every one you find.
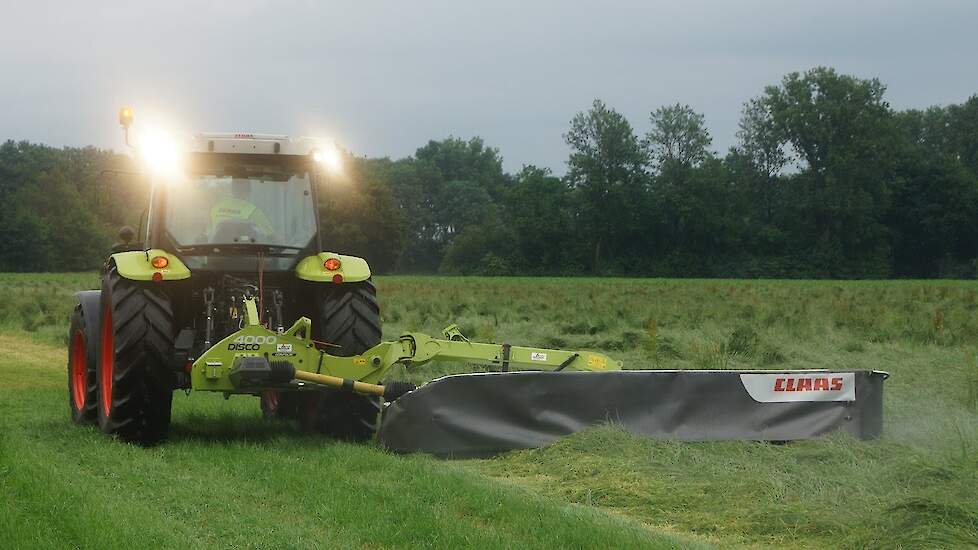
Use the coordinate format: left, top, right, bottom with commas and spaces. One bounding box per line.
2, 67, 977, 277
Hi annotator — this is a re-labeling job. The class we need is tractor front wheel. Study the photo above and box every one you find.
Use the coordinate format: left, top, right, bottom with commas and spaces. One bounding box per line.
302, 390, 381, 441
68, 304, 97, 424
260, 390, 302, 420
96, 266, 176, 445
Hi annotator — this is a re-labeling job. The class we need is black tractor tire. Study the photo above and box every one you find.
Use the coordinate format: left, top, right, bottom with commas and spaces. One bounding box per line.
260, 390, 302, 420
96, 265, 176, 445
301, 390, 382, 441
68, 304, 98, 424
302, 280, 382, 441
317, 279, 383, 355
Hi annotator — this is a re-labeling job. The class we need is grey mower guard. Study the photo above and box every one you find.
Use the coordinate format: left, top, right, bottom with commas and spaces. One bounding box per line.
378, 369, 887, 457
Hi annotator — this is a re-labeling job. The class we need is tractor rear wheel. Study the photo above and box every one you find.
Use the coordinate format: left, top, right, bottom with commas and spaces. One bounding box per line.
96, 266, 176, 445
68, 304, 97, 424
302, 280, 382, 441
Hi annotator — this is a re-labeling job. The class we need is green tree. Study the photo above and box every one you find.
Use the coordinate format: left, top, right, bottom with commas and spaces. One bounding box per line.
643, 104, 716, 264
887, 161, 978, 277
0, 170, 111, 271
564, 99, 646, 272
436, 178, 510, 274
761, 67, 899, 276
891, 100, 978, 277
644, 104, 713, 171
0, 141, 134, 271
319, 156, 404, 273
503, 165, 579, 273
414, 137, 507, 197
735, 98, 787, 224
382, 137, 508, 273
897, 106, 954, 163
382, 158, 443, 272
946, 95, 978, 175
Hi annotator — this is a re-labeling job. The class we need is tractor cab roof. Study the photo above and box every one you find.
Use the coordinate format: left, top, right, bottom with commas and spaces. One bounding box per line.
188, 133, 323, 157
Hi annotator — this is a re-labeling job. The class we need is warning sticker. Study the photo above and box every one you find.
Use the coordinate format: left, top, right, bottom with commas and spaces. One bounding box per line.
530, 352, 548, 362
276, 343, 293, 354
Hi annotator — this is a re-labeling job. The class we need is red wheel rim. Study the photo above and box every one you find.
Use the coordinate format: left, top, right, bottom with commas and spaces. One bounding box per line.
264, 390, 280, 412
304, 395, 319, 426
70, 329, 87, 411
100, 303, 114, 418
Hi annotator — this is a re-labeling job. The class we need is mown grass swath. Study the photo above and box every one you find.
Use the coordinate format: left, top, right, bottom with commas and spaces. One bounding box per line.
1, 273, 977, 547
0, 332, 696, 549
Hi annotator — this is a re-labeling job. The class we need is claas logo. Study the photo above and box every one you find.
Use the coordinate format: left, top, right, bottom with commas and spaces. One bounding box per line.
773, 376, 843, 392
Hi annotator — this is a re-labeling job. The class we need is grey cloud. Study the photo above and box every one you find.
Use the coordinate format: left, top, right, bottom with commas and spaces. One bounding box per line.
1, 0, 976, 173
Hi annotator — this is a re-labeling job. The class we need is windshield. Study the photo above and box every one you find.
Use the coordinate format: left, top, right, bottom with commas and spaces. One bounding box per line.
164, 171, 317, 250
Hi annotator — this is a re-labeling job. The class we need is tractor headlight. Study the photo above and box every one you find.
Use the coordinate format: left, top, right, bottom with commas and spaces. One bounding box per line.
312, 146, 342, 174
141, 130, 180, 175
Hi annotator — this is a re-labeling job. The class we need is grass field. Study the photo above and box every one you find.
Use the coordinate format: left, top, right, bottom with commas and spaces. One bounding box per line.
2, 273, 978, 548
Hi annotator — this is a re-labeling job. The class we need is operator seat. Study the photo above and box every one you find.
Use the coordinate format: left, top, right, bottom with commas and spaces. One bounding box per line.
212, 220, 260, 244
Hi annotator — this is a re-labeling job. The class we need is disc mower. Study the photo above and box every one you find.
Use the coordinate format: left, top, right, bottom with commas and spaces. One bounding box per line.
67, 108, 888, 454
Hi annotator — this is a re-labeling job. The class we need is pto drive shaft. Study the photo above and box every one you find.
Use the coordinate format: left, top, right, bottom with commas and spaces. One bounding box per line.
229, 357, 416, 401
293, 368, 417, 401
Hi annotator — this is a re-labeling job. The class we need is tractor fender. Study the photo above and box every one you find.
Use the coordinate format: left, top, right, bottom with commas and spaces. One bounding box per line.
110, 250, 191, 282
73, 290, 102, 361
295, 252, 371, 283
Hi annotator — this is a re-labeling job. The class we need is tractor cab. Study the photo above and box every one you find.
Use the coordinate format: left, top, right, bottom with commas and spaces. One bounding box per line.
144, 134, 332, 273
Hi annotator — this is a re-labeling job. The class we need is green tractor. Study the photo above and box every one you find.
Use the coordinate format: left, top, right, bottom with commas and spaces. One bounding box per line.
66, 109, 622, 445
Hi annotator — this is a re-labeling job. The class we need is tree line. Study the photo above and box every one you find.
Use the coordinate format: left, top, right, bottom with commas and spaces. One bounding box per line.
2, 67, 977, 278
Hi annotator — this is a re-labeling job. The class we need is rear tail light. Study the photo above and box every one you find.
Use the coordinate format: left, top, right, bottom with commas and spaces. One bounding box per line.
324, 258, 341, 271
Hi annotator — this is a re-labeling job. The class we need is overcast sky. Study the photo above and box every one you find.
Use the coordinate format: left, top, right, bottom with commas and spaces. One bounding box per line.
2, 0, 976, 173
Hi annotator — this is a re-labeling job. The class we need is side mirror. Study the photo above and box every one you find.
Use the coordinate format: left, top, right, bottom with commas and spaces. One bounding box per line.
112, 226, 138, 253
111, 226, 138, 253
118, 225, 135, 244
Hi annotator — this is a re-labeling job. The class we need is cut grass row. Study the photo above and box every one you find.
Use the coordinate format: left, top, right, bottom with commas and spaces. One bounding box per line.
0, 333, 697, 549
475, 425, 978, 548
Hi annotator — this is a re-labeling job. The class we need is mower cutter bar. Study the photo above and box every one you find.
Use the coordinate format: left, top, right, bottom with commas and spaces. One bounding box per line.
380, 369, 890, 457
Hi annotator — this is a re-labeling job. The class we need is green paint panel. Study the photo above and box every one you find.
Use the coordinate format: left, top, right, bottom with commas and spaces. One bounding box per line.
295, 252, 371, 283
191, 308, 389, 392
191, 298, 622, 395
112, 249, 191, 281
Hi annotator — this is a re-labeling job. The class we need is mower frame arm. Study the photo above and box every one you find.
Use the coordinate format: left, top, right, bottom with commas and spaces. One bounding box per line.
390, 326, 622, 373
192, 298, 623, 397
